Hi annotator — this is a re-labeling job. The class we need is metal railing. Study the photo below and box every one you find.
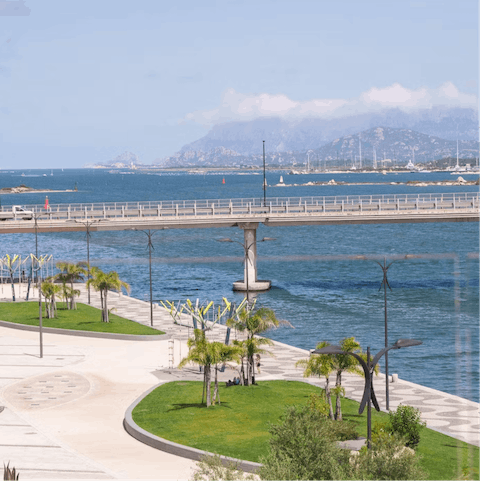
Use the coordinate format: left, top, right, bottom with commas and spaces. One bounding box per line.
2, 192, 478, 221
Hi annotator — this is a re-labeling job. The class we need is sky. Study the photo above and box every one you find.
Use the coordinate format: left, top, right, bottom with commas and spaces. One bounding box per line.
0, 0, 478, 168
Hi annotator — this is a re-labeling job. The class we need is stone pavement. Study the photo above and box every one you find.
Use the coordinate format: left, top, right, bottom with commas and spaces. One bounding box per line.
0, 285, 478, 480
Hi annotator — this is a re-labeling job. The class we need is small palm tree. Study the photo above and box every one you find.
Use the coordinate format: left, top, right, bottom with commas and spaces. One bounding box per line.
210, 342, 242, 405
55, 262, 86, 309
296, 341, 336, 420
178, 329, 215, 407
332, 337, 364, 421
228, 304, 289, 385
41, 280, 61, 318
87, 267, 130, 322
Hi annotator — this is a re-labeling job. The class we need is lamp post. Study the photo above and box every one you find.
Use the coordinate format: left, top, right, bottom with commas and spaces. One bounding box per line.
314, 339, 422, 449
132, 228, 166, 327
70, 219, 107, 305
32, 212, 50, 359
263, 140, 267, 207
217, 236, 275, 304
376, 257, 395, 411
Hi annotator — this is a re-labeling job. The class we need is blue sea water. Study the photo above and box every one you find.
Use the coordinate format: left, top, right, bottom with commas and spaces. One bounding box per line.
0, 168, 478, 402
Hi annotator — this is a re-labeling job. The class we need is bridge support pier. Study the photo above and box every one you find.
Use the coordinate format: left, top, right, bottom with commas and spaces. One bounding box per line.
232, 223, 271, 293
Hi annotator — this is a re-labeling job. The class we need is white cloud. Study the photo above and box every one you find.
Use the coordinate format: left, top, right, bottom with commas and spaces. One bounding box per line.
183, 82, 477, 126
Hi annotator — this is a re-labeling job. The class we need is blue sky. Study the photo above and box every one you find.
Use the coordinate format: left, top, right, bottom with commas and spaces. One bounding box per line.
0, 0, 477, 168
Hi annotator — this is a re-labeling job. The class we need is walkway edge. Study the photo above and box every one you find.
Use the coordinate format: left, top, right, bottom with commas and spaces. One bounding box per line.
123, 382, 263, 474
0, 320, 170, 341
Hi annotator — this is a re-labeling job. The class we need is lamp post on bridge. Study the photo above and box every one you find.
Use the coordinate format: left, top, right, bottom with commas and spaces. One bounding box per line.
263, 140, 267, 207
314, 339, 422, 449
217, 236, 275, 305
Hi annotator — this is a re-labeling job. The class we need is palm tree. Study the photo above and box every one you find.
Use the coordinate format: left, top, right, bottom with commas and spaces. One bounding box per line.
55, 262, 86, 309
41, 280, 61, 318
87, 267, 130, 322
332, 337, 364, 421
178, 329, 215, 407
211, 342, 242, 405
296, 341, 336, 420
228, 304, 289, 385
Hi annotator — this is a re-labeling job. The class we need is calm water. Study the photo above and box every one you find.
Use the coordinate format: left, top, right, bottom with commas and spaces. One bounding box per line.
1, 168, 478, 402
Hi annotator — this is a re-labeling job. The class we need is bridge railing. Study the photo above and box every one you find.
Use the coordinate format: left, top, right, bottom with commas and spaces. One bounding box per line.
3, 192, 478, 220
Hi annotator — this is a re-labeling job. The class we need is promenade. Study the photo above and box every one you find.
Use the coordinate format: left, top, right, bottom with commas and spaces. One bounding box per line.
0, 286, 478, 480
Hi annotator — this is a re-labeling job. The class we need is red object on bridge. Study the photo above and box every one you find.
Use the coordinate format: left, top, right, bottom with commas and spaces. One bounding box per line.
44, 196, 49, 209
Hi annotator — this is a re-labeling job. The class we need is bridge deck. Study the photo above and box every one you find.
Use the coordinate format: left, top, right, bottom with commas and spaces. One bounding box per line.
0, 193, 478, 233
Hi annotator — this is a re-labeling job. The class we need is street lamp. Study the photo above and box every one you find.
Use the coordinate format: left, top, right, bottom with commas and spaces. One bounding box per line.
376, 257, 395, 411
32, 211, 51, 359
263, 140, 267, 207
69, 219, 108, 305
217, 236, 275, 304
314, 339, 422, 449
131, 228, 167, 327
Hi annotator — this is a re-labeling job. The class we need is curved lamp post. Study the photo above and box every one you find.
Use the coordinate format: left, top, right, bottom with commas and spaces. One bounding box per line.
314, 338, 422, 449
217, 236, 275, 304
376, 257, 395, 410
131, 228, 167, 327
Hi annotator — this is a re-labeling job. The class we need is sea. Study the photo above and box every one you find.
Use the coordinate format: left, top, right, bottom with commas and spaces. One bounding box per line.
0, 168, 478, 402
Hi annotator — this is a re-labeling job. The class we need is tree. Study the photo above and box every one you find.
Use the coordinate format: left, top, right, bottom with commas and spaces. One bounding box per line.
227, 302, 289, 385
331, 337, 364, 421
41, 279, 61, 318
296, 341, 336, 419
86, 267, 130, 322
55, 262, 86, 309
178, 329, 215, 407
211, 342, 242, 405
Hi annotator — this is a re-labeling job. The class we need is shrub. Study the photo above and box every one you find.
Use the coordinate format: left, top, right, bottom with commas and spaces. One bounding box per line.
259, 406, 353, 480
330, 418, 360, 441
352, 433, 427, 480
389, 404, 426, 449
307, 392, 330, 417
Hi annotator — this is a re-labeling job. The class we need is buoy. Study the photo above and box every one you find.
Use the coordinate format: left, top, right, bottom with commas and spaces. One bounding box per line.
222, 177, 225, 184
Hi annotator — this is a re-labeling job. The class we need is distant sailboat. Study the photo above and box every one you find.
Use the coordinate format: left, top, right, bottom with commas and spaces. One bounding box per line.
50, 170, 53, 176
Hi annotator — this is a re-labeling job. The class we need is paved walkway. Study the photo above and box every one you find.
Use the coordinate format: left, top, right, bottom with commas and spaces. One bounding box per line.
0, 285, 478, 480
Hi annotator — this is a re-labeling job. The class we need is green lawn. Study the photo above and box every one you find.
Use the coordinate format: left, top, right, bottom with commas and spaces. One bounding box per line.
132, 380, 479, 480
0, 301, 164, 335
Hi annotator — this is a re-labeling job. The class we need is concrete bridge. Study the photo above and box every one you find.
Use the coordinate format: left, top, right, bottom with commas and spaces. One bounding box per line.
1, 192, 478, 292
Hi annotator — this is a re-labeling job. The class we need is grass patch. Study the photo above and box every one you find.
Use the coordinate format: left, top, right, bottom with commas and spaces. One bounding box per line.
0, 301, 164, 335
132, 380, 479, 480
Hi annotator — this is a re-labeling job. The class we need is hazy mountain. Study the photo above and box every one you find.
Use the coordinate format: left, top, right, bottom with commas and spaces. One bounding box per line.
179, 107, 478, 156
312, 127, 478, 168
155, 126, 478, 168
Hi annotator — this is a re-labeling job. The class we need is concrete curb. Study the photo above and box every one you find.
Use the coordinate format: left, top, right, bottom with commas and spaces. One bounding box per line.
123, 382, 263, 474
0, 320, 170, 341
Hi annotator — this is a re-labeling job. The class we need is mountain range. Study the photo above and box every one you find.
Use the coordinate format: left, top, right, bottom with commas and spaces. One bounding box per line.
153, 106, 478, 168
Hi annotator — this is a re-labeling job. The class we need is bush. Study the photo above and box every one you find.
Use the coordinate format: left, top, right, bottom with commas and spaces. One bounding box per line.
259, 406, 353, 480
352, 433, 427, 480
389, 404, 426, 449
307, 392, 330, 417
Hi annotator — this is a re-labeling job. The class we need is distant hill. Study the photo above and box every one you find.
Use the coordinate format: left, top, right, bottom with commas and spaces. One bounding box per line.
178, 106, 478, 156
154, 126, 479, 168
